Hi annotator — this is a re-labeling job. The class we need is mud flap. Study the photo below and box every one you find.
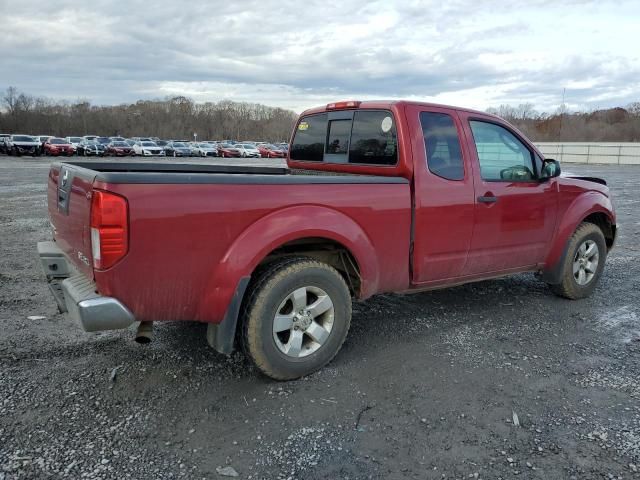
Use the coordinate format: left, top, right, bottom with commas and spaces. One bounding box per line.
206, 276, 250, 355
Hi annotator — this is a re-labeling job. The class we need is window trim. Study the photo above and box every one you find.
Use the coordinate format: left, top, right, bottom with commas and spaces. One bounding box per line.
290, 109, 399, 167
467, 117, 539, 183
420, 111, 466, 182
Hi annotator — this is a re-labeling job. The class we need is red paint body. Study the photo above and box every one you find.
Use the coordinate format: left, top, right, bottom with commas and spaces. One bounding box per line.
47, 101, 616, 326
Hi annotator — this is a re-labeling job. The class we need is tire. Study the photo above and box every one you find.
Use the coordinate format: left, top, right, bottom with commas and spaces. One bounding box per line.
548, 222, 607, 300
241, 257, 352, 380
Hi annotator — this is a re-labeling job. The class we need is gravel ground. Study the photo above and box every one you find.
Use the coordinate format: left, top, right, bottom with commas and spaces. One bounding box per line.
0, 156, 639, 480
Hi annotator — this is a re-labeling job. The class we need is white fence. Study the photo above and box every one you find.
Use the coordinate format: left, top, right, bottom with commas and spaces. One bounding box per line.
535, 142, 640, 165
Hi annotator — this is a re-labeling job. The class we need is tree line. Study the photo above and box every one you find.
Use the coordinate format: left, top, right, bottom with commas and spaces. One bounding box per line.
1, 87, 640, 142
0, 87, 298, 141
487, 102, 640, 142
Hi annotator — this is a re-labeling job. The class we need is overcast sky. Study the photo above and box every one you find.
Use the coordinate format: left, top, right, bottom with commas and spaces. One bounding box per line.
1, 0, 639, 113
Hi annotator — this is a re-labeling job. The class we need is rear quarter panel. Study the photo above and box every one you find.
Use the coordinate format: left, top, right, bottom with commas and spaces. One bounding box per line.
93, 181, 412, 323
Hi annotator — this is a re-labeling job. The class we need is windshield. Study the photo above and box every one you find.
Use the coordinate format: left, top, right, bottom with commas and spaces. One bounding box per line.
69, 137, 82, 142
50, 138, 67, 144
242, 143, 257, 149
13, 136, 35, 142
173, 142, 187, 147
112, 142, 128, 147
96, 137, 110, 144
141, 142, 157, 147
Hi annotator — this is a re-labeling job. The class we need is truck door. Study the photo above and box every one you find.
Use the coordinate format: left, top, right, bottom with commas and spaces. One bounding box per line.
460, 114, 558, 275
407, 105, 476, 284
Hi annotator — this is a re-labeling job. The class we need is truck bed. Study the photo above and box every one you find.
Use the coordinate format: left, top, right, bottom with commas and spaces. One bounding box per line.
60, 162, 408, 184
47, 161, 412, 325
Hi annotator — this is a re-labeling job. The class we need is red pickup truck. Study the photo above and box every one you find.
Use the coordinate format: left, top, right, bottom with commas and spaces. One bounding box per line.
38, 100, 616, 380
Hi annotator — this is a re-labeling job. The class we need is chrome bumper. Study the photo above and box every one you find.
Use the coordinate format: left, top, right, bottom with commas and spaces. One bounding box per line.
37, 241, 135, 332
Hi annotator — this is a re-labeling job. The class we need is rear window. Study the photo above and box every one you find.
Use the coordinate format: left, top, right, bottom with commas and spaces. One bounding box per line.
290, 114, 327, 162
349, 111, 397, 165
291, 110, 397, 165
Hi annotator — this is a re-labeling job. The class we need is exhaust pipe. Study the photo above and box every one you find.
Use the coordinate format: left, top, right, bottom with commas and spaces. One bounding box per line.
135, 321, 153, 344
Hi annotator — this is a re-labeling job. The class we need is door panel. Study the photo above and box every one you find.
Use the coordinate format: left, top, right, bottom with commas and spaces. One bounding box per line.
407, 106, 476, 284
460, 115, 558, 275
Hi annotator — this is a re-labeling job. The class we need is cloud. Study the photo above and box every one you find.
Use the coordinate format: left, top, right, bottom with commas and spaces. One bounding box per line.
0, 0, 638, 112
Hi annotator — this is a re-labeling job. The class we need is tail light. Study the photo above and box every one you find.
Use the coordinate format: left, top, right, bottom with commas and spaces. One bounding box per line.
90, 190, 128, 270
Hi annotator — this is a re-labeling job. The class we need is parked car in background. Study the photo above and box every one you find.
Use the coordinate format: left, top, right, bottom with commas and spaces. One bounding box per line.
155, 140, 169, 148
7, 135, 41, 156
124, 139, 136, 147
217, 143, 242, 158
258, 143, 286, 158
191, 143, 218, 157
234, 143, 261, 158
36, 135, 52, 154
76, 140, 106, 157
133, 141, 165, 156
109, 136, 126, 142
106, 141, 135, 157
43, 138, 75, 156
66, 137, 83, 152
96, 137, 111, 146
164, 141, 192, 157
83, 135, 98, 141
0, 135, 11, 154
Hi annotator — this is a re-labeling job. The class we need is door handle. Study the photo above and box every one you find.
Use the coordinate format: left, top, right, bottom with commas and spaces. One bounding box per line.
477, 195, 498, 204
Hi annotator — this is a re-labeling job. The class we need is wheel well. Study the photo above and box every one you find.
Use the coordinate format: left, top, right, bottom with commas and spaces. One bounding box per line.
583, 212, 615, 250
256, 238, 362, 296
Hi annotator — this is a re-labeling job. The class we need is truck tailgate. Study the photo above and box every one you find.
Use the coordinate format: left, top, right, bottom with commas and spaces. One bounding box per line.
47, 164, 96, 279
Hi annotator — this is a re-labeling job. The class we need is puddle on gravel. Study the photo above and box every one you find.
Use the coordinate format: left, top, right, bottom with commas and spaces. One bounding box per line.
595, 305, 640, 344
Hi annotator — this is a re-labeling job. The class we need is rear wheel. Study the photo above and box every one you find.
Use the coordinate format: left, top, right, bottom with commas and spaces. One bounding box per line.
241, 257, 352, 380
548, 222, 606, 299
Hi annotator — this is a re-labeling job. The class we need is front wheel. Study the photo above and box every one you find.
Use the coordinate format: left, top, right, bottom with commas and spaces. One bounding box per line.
241, 257, 352, 380
548, 222, 606, 299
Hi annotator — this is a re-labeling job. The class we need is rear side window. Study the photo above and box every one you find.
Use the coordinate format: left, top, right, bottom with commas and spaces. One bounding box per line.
291, 114, 327, 162
420, 112, 464, 181
291, 110, 397, 165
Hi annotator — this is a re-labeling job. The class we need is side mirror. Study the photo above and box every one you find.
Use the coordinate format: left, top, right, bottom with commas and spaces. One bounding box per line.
540, 158, 561, 181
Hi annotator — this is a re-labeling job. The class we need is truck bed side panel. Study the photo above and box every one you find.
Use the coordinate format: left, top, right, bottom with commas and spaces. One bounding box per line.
93, 182, 412, 323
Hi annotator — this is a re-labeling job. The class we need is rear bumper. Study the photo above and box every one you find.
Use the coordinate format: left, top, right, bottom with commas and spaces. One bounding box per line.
37, 241, 135, 332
